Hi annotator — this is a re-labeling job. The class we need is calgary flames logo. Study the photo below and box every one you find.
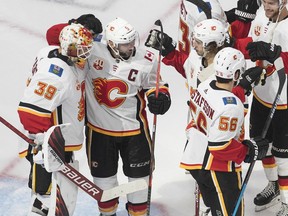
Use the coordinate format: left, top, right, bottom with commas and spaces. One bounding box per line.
78, 81, 85, 121
92, 78, 128, 108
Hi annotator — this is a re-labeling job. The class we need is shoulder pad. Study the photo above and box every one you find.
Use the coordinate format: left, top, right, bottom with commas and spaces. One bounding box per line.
222, 96, 237, 105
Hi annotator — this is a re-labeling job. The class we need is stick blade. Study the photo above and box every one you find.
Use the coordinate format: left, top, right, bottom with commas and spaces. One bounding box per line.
100, 179, 148, 202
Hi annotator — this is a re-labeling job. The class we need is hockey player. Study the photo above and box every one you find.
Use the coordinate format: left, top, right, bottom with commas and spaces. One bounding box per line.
17, 23, 93, 215
85, 17, 171, 216
186, 47, 269, 216
178, 0, 228, 56
145, 18, 263, 215
243, 0, 288, 214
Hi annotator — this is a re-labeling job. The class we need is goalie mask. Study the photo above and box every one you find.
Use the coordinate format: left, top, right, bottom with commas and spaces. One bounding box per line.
214, 47, 246, 82
105, 17, 139, 61
59, 23, 93, 62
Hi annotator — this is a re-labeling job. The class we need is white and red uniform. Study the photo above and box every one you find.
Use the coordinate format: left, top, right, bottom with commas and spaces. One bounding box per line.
86, 42, 169, 136
18, 46, 86, 157
17, 46, 87, 216
245, 5, 288, 206
183, 79, 247, 215
180, 79, 247, 170
85, 41, 170, 215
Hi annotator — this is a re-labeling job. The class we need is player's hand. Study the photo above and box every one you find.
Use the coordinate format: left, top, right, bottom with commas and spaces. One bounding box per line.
246, 41, 282, 63
147, 91, 171, 115
235, 0, 259, 22
239, 66, 263, 91
242, 136, 269, 163
145, 29, 176, 56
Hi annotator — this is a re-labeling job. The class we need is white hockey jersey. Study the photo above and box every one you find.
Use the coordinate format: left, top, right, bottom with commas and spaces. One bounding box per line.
18, 46, 86, 157
180, 79, 246, 171
178, 0, 227, 55
86, 42, 169, 136
249, 6, 288, 108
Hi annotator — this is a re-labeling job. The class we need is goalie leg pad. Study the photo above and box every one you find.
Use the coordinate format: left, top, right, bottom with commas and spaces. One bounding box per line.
48, 160, 79, 216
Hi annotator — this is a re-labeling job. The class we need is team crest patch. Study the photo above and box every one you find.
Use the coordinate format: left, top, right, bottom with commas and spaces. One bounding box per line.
222, 97, 237, 105
144, 50, 154, 62
48, 64, 63, 77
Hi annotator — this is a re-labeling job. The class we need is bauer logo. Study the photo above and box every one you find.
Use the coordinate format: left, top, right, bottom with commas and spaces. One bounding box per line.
49, 64, 63, 77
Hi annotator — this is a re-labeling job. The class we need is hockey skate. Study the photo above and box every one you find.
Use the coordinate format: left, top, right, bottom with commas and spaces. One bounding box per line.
276, 203, 288, 216
254, 181, 280, 212
29, 197, 48, 216
200, 207, 211, 216
199, 197, 211, 216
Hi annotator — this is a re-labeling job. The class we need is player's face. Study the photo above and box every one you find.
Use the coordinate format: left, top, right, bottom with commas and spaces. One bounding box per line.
191, 37, 204, 56
262, 0, 281, 21
118, 40, 136, 59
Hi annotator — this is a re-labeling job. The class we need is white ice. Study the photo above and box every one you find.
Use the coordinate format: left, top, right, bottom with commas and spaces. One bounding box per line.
0, 0, 281, 215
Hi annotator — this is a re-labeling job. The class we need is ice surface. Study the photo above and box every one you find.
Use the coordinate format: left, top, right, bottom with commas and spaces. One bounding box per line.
0, 0, 280, 215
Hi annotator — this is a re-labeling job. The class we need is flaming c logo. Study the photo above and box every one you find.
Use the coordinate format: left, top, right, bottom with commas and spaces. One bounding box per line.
78, 81, 85, 121
92, 78, 128, 108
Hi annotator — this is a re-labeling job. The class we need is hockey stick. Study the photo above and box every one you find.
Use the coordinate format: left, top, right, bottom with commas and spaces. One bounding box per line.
232, 57, 286, 216
0, 116, 147, 202
194, 182, 200, 216
185, 0, 212, 19
147, 19, 164, 216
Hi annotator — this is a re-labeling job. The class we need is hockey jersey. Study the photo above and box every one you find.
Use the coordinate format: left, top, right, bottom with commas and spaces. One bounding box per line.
180, 79, 247, 172
18, 46, 86, 157
178, 0, 227, 55
249, 6, 288, 109
86, 42, 169, 136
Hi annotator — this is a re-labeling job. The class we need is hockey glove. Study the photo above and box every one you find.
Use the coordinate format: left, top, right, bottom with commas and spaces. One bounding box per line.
145, 29, 176, 56
242, 136, 269, 163
246, 41, 282, 63
235, 0, 259, 22
147, 92, 171, 115
224, 32, 235, 47
239, 66, 262, 92
32, 132, 45, 164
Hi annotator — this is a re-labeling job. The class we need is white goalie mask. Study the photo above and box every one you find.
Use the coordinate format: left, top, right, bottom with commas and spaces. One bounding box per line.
192, 19, 226, 49
105, 17, 139, 60
214, 47, 246, 82
59, 23, 93, 61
